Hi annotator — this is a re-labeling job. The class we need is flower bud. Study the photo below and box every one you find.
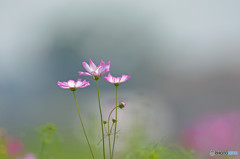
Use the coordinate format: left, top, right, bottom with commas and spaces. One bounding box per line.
112, 119, 117, 123
102, 121, 107, 124
118, 102, 126, 109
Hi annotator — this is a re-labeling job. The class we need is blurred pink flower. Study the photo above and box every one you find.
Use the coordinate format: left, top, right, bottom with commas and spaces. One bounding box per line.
104, 73, 131, 86
78, 59, 110, 80
18, 153, 36, 159
6, 136, 24, 156
183, 111, 240, 151
57, 79, 90, 91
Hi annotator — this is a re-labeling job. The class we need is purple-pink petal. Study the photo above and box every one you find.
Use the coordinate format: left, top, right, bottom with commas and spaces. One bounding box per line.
82, 81, 90, 88
104, 73, 130, 85
101, 61, 110, 75
104, 77, 111, 83
104, 73, 114, 83
82, 62, 92, 73
80, 59, 110, 78
67, 80, 75, 88
116, 77, 121, 83
97, 60, 110, 76
75, 79, 82, 88
120, 75, 131, 83
89, 59, 97, 70
76, 79, 90, 88
79, 79, 88, 87
106, 60, 110, 68
99, 60, 105, 67
57, 81, 69, 89
94, 65, 103, 76
58, 79, 90, 90
78, 71, 91, 76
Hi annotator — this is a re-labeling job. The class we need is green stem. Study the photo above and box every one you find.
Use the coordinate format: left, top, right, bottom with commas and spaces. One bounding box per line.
108, 132, 112, 159
107, 107, 117, 127
73, 91, 95, 159
96, 80, 106, 159
110, 123, 115, 133
108, 107, 116, 159
104, 124, 108, 134
111, 86, 118, 158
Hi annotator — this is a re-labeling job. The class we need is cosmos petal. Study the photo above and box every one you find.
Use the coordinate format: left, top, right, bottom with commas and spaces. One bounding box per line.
57, 81, 69, 89
89, 59, 97, 70
120, 75, 131, 83
67, 80, 75, 88
79, 59, 111, 78
109, 73, 115, 83
75, 79, 82, 87
104, 73, 130, 85
58, 79, 90, 90
78, 71, 91, 76
82, 62, 92, 73
99, 60, 105, 68
116, 77, 121, 83
100, 60, 110, 75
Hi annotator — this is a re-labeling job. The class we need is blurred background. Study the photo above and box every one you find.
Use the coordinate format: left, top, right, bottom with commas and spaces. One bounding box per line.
1, 0, 240, 158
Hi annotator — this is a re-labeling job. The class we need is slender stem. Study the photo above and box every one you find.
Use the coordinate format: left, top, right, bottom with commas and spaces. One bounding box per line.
107, 107, 117, 127
110, 123, 115, 133
40, 142, 45, 159
107, 107, 118, 159
108, 108, 116, 159
111, 86, 118, 158
104, 124, 108, 134
108, 132, 112, 159
96, 80, 106, 159
73, 91, 95, 159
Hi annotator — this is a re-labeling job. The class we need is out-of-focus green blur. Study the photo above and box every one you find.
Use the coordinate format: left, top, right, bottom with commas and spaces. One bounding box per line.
1, 0, 240, 158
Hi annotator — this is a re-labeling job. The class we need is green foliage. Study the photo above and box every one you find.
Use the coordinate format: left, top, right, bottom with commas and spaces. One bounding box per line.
39, 123, 56, 144
123, 144, 195, 159
1, 123, 197, 159
0, 130, 7, 159
0, 142, 6, 159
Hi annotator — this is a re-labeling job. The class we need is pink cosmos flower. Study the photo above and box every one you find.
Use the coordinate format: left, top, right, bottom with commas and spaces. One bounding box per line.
104, 73, 131, 86
6, 136, 24, 156
57, 79, 90, 91
18, 153, 36, 159
183, 111, 240, 151
78, 59, 110, 80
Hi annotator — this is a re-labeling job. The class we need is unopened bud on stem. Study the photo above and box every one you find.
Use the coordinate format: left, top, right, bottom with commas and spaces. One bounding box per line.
118, 102, 126, 109
103, 121, 107, 124
112, 119, 117, 123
